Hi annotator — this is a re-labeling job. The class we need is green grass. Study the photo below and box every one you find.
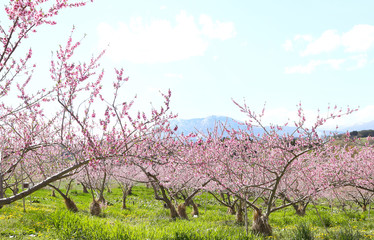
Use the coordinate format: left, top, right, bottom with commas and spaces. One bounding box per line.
1, 185, 374, 239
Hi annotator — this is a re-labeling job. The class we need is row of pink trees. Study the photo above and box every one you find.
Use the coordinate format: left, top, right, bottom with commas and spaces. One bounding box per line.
182, 103, 358, 235
2, 0, 374, 237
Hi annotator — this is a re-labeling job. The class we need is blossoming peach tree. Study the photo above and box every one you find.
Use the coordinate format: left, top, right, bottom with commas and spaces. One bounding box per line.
191, 102, 356, 235
0, 0, 175, 208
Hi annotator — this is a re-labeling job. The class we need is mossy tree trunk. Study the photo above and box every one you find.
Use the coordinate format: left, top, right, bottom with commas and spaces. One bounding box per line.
177, 203, 188, 219
90, 199, 101, 216
252, 209, 272, 236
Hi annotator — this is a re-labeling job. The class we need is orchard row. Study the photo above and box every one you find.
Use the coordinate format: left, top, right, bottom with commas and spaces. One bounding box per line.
0, 0, 372, 236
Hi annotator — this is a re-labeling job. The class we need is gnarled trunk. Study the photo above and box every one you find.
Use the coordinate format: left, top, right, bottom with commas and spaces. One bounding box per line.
178, 203, 188, 219
295, 207, 306, 216
293, 202, 308, 216
90, 199, 101, 216
166, 201, 179, 219
252, 209, 272, 236
64, 197, 78, 212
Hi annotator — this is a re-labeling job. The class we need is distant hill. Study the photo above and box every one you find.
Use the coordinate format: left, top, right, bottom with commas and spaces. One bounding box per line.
339, 120, 374, 132
170, 116, 374, 139
336, 129, 374, 139
170, 116, 247, 136
170, 115, 304, 137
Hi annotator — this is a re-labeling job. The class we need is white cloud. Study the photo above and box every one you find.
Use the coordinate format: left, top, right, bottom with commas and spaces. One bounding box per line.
285, 60, 321, 74
285, 58, 345, 74
293, 25, 374, 57
199, 14, 236, 40
97, 11, 236, 63
342, 24, 374, 52
347, 54, 368, 70
301, 30, 341, 56
284, 25, 374, 73
160, 5, 167, 10
282, 39, 293, 51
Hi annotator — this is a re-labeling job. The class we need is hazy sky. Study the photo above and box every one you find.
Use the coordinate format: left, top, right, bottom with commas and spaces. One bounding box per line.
4, 1, 374, 129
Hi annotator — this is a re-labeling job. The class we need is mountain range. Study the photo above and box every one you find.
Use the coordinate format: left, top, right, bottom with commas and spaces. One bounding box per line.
339, 120, 374, 132
170, 116, 374, 136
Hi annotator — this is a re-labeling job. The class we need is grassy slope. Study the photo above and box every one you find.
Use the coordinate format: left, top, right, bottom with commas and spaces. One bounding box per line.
1, 185, 374, 239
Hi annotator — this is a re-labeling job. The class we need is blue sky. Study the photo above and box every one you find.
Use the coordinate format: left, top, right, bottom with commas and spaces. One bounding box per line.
4, 1, 374, 129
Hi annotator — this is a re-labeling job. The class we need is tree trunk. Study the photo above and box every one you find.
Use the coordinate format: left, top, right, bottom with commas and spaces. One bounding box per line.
51, 190, 56, 197
122, 191, 127, 209
64, 197, 78, 212
98, 192, 106, 204
295, 207, 306, 216
90, 199, 101, 216
49, 184, 78, 212
363, 204, 367, 212
236, 201, 244, 224
191, 200, 199, 217
178, 203, 188, 219
167, 201, 179, 219
81, 182, 89, 193
252, 209, 272, 236
227, 205, 236, 215
98, 173, 107, 204
293, 203, 307, 216
0, 175, 3, 209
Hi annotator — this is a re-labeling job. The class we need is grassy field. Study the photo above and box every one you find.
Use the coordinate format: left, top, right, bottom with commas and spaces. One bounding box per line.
1, 185, 374, 239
